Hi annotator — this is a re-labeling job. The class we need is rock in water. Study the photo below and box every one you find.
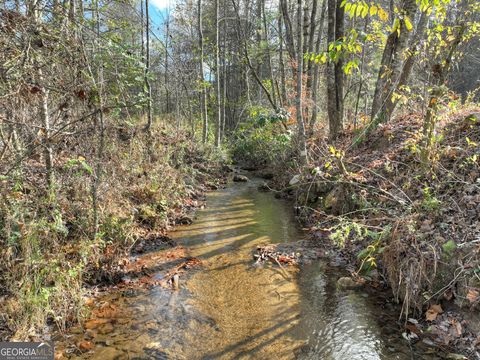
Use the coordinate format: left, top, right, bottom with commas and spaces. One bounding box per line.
337, 276, 363, 290
233, 174, 249, 182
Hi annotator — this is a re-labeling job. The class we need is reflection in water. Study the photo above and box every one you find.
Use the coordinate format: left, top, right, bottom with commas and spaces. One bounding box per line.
169, 180, 418, 359
71, 179, 434, 359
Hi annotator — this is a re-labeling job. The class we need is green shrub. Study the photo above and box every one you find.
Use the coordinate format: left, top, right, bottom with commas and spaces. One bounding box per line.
230, 107, 292, 168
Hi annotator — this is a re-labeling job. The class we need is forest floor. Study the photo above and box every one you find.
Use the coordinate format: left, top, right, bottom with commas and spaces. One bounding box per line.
250, 107, 480, 358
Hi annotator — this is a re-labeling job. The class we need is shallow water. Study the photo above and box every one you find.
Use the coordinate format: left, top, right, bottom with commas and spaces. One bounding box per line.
69, 179, 436, 359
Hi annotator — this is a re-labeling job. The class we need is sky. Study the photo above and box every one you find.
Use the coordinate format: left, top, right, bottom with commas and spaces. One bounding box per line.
149, 0, 172, 35
150, 0, 171, 9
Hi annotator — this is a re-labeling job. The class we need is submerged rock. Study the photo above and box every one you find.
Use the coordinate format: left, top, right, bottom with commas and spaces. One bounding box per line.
233, 174, 249, 182
90, 346, 124, 360
337, 277, 364, 290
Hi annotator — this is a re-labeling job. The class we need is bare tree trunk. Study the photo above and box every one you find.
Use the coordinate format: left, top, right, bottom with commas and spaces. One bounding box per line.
297, 0, 308, 164
198, 0, 208, 143
302, 0, 310, 72
278, 10, 287, 106
214, 0, 221, 147
164, 15, 170, 114
325, 0, 344, 139
221, 3, 227, 141
384, 11, 428, 119
31, 1, 54, 191
144, 0, 153, 131
370, 0, 417, 122
39, 70, 54, 191
91, 0, 105, 238
262, 0, 277, 108
334, 0, 344, 132
309, 0, 326, 134
353, 19, 369, 129
280, 0, 296, 60
306, 0, 318, 93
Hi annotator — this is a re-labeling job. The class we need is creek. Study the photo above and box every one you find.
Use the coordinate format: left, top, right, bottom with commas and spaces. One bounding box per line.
66, 178, 436, 359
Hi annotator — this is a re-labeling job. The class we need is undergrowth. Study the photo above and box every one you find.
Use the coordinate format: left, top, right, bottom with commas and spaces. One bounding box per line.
0, 121, 227, 340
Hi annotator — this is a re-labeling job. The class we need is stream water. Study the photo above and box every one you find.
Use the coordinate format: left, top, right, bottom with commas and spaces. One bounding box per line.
68, 178, 436, 359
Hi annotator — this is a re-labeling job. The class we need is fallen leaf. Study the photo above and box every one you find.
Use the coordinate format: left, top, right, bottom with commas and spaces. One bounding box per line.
467, 288, 479, 303
426, 304, 443, 321
426, 309, 438, 321
84, 318, 110, 330
78, 340, 94, 352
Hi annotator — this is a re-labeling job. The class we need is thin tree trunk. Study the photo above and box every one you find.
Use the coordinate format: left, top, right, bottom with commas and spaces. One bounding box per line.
144, 0, 153, 131
297, 0, 308, 164
326, 0, 340, 139
309, 0, 326, 134
165, 15, 170, 114
278, 10, 287, 106
385, 11, 428, 119
198, 0, 208, 143
91, 0, 105, 238
370, 0, 417, 122
39, 70, 54, 191
214, 0, 221, 146
306, 0, 318, 93
280, 0, 296, 60
334, 0, 345, 132
262, 0, 277, 108
221, 3, 227, 141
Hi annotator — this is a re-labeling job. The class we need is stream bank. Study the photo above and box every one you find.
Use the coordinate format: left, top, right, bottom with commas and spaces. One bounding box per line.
243, 110, 480, 359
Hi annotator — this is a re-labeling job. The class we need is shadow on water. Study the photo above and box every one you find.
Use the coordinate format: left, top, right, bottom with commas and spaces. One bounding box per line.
74, 178, 438, 359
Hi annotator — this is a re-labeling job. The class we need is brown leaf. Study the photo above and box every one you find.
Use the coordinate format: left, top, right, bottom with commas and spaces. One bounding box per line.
84, 318, 110, 330
426, 304, 443, 321
467, 288, 479, 303
426, 309, 438, 321
78, 340, 94, 352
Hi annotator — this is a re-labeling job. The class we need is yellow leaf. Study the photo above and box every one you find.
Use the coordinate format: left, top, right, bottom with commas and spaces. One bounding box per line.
362, 4, 368, 17
378, 7, 388, 22
349, 3, 357, 18
369, 4, 377, 16
404, 16, 413, 31
356, 3, 363, 17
